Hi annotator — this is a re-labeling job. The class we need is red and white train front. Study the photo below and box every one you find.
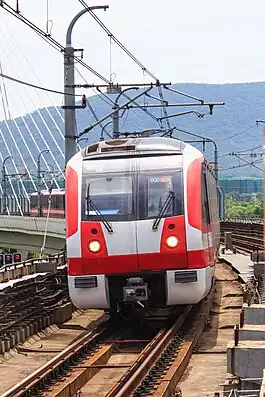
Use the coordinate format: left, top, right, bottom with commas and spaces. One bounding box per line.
66, 137, 220, 313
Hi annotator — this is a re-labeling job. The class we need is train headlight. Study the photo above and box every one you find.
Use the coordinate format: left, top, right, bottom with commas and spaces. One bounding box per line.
166, 236, 179, 248
88, 240, 101, 253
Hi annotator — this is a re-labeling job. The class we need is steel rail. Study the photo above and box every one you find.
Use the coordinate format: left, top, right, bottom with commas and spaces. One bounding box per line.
1, 314, 110, 397
105, 305, 193, 397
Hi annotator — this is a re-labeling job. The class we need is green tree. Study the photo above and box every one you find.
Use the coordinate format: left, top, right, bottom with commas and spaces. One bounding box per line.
225, 193, 263, 219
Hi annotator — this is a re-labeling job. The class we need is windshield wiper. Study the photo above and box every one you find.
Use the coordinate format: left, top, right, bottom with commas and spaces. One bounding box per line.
152, 191, 175, 230
86, 185, 113, 233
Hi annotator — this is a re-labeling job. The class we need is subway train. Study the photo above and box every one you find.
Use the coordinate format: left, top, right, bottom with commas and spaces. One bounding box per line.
30, 189, 65, 218
65, 137, 221, 316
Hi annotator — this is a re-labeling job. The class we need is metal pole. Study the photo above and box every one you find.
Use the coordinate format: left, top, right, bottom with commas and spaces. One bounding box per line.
37, 150, 49, 217
112, 87, 139, 139
214, 143, 218, 181
64, 5, 108, 168
1, 156, 12, 215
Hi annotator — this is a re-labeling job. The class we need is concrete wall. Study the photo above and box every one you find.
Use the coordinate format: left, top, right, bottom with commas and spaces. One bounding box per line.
0, 215, 65, 254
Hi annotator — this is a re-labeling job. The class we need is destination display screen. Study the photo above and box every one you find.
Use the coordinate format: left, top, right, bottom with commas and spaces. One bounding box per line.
149, 176, 171, 184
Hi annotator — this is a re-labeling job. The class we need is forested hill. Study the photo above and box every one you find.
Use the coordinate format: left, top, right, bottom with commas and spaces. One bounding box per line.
2, 82, 265, 177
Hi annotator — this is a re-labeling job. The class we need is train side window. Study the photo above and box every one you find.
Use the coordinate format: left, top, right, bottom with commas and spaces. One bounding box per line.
57, 195, 63, 208
30, 196, 38, 208
202, 171, 210, 224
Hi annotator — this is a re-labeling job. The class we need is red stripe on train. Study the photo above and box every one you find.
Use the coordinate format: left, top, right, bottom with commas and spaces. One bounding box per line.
187, 157, 203, 230
66, 166, 78, 238
81, 222, 108, 258
68, 249, 209, 276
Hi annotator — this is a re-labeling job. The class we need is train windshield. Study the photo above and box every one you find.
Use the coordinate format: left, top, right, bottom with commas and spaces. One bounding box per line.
82, 170, 183, 221
146, 176, 174, 218
84, 175, 134, 221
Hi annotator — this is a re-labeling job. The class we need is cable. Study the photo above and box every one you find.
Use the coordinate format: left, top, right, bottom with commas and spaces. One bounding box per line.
219, 160, 263, 171
78, 0, 170, 125
2, 19, 64, 131
75, 66, 109, 130
0, 30, 65, 166
219, 145, 263, 159
1, 2, 161, 128
1, 2, 111, 84
218, 124, 256, 141
233, 154, 263, 172
0, 71, 82, 97
78, 0, 157, 80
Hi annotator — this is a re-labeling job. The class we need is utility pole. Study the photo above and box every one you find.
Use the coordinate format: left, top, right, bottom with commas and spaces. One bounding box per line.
63, 5, 108, 168
37, 150, 49, 217
1, 156, 12, 215
112, 87, 139, 138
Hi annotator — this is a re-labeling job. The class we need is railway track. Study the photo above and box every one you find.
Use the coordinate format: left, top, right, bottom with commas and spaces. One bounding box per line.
0, 220, 258, 396
221, 220, 264, 252
0, 267, 70, 354
1, 256, 245, 397
2, 289, 213, 397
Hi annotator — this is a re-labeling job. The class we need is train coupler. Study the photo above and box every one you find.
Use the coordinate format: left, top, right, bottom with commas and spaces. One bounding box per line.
123, 277, 148, 304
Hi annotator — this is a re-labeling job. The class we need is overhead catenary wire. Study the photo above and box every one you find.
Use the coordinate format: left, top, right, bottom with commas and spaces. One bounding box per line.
0, 72, 83, 97
0, 1, 111, 84
233, 154, 263, 172
218, 124, 257, 141
219, 145, 263, 159
78, 0, 170, 126
78, 0, 157, 81
219, 160, 263, 171
1, 2, 162, 129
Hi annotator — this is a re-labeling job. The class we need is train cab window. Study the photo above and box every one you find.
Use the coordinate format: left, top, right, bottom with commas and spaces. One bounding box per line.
147, 176, 173, 218
141, 172, 184, 220
83, 174, 134, 221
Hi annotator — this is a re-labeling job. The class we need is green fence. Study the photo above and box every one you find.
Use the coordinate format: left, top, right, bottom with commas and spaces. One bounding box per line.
219, 177, 263, 196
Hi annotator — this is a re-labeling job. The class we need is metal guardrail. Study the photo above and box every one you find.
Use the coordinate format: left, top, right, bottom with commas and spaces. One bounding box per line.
0, 196, 30, 215
0, 250, 67, 283
222, 218, 264, 224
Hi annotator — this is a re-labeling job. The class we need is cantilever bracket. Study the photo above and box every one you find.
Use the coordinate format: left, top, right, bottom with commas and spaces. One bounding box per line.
62, 94, 87, 109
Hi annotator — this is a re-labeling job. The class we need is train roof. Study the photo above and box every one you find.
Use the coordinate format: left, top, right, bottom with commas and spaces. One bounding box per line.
82, 137, 194, 160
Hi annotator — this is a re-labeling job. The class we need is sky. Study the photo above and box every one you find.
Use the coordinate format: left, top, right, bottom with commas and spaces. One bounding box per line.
0, 0, 265, 118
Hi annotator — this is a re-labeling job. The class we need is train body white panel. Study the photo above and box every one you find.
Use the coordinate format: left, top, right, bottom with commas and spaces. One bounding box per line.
68, 275, 110, 309
136, 219, 163, 253
101, 222, 137, 255
166, 266, 214, 305
185, 223, 203, 251
67, 232, 81, 258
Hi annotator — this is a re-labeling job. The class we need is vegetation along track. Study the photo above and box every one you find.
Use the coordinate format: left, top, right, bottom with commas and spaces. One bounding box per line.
221, 220, 264, 252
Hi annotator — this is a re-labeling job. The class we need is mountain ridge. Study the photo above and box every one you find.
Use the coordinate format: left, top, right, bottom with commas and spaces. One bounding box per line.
0, 81, 264, 177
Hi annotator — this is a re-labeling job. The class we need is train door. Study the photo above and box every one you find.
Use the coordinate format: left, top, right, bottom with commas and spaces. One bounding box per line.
136, 164, 187, 272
